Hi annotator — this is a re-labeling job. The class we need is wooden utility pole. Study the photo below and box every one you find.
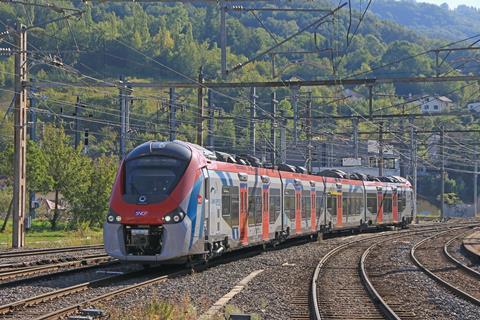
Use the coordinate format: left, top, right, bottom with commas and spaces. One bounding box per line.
197, 67, 204, 146
13, 23, 27, 248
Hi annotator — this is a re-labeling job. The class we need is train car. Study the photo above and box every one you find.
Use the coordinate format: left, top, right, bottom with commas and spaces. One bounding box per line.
104, 140, 414, 263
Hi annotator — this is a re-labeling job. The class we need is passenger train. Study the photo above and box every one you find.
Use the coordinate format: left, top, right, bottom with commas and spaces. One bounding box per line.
104, 140, 414, 263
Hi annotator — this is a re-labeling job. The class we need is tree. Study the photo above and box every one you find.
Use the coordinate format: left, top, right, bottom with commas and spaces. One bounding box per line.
41, 125, 91, 229
69, 156, 118, 228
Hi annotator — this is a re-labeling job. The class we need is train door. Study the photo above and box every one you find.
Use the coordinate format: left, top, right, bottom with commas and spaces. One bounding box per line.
316, 190, 325, 230
377, 188, 383, 224
262, 185, 269, 240
326, 193, 337, 228
393, 189, 398, 223
337, 193, 343, 227
310, 189, 316, 231
295, 190, 301, 234
302, 190, 310, 231
239, 184, 248, 245
284, 189, 295, 235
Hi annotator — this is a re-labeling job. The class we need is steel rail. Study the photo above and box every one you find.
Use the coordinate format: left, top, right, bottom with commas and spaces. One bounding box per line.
444, 231, 480, 278
311, 232, 388, 320
0, 244, 104, 258
360, 239, 403, 320
410, 227, 480, 307
0, 260, 119, 289
34, 269, 189, 320
0, 254, 112, 281
0, 267, 153, 315
311, 223, 479, 320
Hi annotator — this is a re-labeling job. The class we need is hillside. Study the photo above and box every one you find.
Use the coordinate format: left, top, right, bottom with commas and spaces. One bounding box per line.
362, 0, 480, 40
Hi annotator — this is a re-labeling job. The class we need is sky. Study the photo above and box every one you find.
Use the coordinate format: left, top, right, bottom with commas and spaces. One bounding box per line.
419, 0, 480, 8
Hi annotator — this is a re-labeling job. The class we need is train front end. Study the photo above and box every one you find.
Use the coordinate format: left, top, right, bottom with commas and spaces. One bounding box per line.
104, 141, 207, 263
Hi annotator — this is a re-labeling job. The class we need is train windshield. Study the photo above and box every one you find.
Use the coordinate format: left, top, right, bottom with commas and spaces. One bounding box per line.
125, 156, 188, 196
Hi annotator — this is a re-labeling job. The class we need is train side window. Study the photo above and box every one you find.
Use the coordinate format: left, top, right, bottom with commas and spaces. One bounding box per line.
202, 168, 209, 199
269, 189, 281, 223
231, 186, 239, 225
222, 186, 231, 225
367, 193, 377, 214
316, 191, 324, 220
342, 192, 350, 216
384, 193, 392, 215
248, 187, 262, 226
284, 189, 296, 220
327, 194, 337, 217
398, 191, 406, 212
248, 187, 255, 226
302, 190, 310, 219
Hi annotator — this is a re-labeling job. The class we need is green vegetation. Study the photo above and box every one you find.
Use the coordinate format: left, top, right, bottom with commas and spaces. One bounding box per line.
0, 0, 479, 232
367, 0, 480, 41
0, 219, 102, 248
103, 297, 197, 320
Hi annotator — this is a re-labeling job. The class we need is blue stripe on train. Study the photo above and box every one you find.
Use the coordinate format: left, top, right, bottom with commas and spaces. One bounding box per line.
216, 171, 229, 186
187, 178, 203, 248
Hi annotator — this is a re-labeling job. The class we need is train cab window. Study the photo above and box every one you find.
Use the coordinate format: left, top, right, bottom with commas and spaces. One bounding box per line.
367, 193, 377, 214
302, 190, 311, 219
284, 189, 296, 220
327, 194, 337, 217
269, 189, 281, 223
125, 156, 188, 196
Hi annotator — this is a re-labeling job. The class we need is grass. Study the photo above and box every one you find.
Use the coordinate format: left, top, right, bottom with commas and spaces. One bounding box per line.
104, 296, 198, 320
0, 219, 103, 249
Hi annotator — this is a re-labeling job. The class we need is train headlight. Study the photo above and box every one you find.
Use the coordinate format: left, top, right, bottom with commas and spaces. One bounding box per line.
162, 209, 186, 224
107, 211, 122, 224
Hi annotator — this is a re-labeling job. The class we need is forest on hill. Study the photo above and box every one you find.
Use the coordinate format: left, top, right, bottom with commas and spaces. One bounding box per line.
0, 0, 479, 225
363, 0, 480, 41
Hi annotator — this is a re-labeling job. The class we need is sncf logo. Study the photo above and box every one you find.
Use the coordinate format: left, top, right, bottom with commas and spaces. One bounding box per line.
135, 210, 148, 216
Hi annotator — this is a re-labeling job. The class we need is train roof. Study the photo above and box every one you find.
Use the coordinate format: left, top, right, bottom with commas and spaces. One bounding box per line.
125, 141, 192, 162
128, 141, 411, 187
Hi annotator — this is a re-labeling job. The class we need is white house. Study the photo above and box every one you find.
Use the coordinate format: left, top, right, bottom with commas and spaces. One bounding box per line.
420, 96, 453, 113
467, 102, 480, 113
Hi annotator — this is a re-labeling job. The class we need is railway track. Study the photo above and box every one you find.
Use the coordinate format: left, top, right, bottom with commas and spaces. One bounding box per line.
0, 266, 179, 320
411, 227, 480, 305
0, 254, 113, 282
311, 232, 394, 320
0, 243, 265, 320
310, 224, 479, 320
0, 244, 104, 259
